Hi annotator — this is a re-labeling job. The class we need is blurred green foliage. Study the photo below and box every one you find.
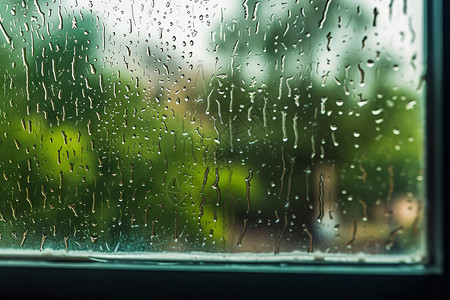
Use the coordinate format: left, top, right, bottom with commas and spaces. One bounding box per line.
0, 0, 424, 255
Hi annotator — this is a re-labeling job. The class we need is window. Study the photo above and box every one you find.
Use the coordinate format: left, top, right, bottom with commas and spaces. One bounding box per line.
0, 0, 443, 279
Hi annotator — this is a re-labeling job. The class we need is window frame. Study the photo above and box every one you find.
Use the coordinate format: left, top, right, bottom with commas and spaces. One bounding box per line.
0, 1, 446, 296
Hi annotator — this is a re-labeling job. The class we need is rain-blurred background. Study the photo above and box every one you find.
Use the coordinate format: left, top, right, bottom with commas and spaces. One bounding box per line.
0, 0, 426, 261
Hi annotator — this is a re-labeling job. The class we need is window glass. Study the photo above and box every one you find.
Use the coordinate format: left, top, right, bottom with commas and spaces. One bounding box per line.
0, 0, 425, 263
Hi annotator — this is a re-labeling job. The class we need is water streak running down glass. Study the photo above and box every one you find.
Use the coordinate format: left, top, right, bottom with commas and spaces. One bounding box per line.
0, 0, 426, 263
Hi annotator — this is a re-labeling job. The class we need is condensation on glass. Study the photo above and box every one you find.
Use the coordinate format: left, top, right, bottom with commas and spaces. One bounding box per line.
0, 0, 426, 263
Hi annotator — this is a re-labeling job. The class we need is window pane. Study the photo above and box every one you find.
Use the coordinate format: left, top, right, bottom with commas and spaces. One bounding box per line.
0, 0, 426, 263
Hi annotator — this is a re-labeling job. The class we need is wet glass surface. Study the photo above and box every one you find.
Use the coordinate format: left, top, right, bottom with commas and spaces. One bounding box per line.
0, 0, 426, 262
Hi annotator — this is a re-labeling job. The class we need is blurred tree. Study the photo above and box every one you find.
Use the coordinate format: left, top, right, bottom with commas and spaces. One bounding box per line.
0, 0, 425, 254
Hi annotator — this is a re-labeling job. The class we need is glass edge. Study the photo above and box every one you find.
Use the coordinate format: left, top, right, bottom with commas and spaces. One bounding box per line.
0, 259, 439, 275
426, 0, 444, 275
